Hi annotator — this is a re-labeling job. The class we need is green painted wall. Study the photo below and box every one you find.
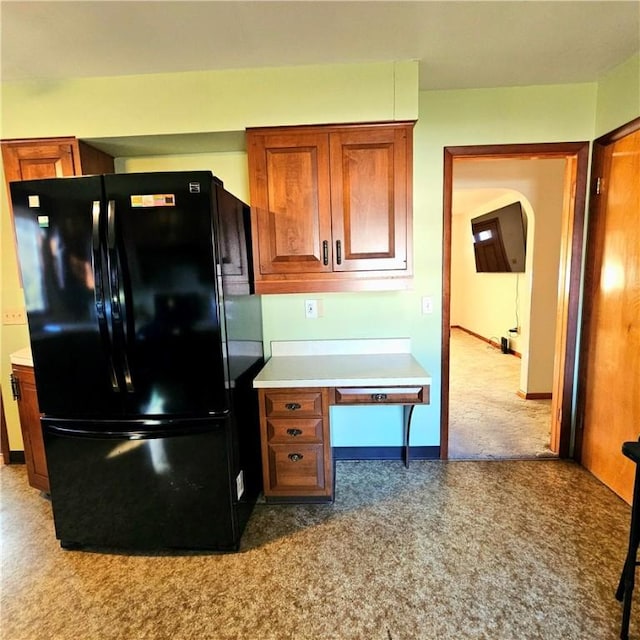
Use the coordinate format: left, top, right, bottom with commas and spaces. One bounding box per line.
2, 55, 639, 454
595, 53, 640, 137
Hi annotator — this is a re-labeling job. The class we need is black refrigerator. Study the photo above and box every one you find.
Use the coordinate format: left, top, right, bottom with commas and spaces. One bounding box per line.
10, 170, 264, 552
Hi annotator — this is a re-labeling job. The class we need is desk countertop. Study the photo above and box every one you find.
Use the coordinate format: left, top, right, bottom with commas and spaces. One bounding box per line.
10, 347, 33, 367
252, 339, 431, 389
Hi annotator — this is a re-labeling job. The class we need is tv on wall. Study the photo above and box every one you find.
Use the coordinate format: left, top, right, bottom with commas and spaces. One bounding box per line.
470, 201, 527, 273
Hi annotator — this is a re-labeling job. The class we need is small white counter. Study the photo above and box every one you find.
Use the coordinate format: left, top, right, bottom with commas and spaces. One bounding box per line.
253, 338, 431, 389
10, 347, 33, 367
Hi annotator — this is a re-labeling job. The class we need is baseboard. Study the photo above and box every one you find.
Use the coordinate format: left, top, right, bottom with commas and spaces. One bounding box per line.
333, 446, 440, 461
517, 391, 552, 400
7, 450, 25, 464
452, 325, 521, 358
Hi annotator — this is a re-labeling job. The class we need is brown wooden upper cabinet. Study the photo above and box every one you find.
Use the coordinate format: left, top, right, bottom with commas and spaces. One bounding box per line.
246, 122, 415, 294
1, 136, 114, 183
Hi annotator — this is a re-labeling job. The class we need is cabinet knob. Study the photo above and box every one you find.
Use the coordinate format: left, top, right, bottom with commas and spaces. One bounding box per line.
322, 240, 329, 266
288, 453, 304, 462
336, 239, 342, 265
285, 402, 301, 411
372, 393, 388, 402
286, 428, 303, 437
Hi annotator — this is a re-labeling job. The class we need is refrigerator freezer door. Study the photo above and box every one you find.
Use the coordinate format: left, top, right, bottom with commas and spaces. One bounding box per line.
103, 172, 229, 418
43, 418, 241, 551
10, 176, 126, 417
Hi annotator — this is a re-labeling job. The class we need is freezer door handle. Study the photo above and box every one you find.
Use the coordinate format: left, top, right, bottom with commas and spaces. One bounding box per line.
106, 200, 122, 320
92, 200, 119, 392
106, 199, 134, 393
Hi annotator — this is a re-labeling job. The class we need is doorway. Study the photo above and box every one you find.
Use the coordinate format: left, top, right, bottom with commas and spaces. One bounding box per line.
441, 143, 590, 460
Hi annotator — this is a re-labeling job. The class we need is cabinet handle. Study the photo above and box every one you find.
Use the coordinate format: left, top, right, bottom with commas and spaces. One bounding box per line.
372, 393, 388, 402
322, 240, 329, 266
288, 453, 304, 462
286, 428, 303, 437
10, 373, 20, 401
336, 239, 342, 265
285, 402, 301, 411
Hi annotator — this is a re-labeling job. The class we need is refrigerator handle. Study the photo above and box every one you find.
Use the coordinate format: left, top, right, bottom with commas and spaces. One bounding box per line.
106, 199, 135, 393
92, 200, 120, 392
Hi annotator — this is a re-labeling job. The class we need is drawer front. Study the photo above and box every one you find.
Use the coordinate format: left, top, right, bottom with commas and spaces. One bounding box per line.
264, 391, 324, 418
266, 418, 324, 444
266, 444, 327, 493
334, 386, 429, 405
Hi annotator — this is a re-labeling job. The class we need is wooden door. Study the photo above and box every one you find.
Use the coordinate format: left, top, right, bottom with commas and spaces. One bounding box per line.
247, 130, 332, 275
549, 157, 578, 453
577, 122, 640, 504
329, 125, 410, 272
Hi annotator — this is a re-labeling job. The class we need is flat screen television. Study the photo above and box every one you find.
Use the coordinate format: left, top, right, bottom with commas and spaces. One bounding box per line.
470, 201, 527, 273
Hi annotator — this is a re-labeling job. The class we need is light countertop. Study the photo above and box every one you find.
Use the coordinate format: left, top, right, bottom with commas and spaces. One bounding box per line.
253, 339, 431, 389
10, 347, 33, 367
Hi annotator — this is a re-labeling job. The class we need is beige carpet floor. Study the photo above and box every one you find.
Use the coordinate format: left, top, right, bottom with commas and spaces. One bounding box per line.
1, 458, 637, 640
448, 328, 554, 460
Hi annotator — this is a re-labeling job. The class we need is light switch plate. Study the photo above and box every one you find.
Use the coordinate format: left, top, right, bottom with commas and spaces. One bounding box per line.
421, 296, 433, 315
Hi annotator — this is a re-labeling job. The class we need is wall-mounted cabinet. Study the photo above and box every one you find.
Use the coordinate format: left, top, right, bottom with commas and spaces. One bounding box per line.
246, 121, 414, 294
1, 137, 114, 182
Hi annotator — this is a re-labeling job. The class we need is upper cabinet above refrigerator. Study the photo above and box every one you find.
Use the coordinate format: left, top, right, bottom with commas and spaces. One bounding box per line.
1, 137, 114, 182
246, 121, 415, 294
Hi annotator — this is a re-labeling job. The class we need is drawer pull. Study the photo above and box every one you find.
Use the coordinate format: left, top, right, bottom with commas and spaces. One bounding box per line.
285, 402, 302, 411
372, 393, 388, 402
286, 428, 303, 437
288, 453, 304, 462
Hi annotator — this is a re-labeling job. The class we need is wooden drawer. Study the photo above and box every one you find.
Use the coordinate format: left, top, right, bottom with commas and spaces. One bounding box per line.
263, 390, 324, 418
266, 444, 328, 494
334, 386, 429, 405
265, 417, 324, 444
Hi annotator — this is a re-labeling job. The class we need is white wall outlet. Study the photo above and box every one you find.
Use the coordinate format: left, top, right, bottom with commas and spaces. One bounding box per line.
236, 470, 244, 500
305, 299, 319, 319
421, 296, 434, 315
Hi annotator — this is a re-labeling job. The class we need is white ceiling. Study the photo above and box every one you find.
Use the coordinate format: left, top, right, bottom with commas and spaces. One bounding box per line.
1, 1, 639, 90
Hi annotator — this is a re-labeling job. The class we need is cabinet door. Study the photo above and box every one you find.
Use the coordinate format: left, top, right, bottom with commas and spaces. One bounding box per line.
12, 365, 49, 493
1, 137, 114, 183
1, 138, 81, 182
329, 125, 411, 272
247, 131, 332, 275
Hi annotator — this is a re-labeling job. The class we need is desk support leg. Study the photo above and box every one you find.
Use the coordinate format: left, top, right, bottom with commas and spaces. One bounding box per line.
616, 466, 640, 640
403, 405, 415, 468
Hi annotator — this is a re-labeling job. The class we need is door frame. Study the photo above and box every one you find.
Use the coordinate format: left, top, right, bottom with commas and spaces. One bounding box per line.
574, 116, 640, 461
441, 142, 590, 459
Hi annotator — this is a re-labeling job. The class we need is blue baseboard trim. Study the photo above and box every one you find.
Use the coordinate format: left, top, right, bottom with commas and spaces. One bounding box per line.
333, 446, 440, 461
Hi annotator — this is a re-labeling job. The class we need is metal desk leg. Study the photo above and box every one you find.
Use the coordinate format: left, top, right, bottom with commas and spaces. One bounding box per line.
616, 461, 640, 640
403, 405, 416, 468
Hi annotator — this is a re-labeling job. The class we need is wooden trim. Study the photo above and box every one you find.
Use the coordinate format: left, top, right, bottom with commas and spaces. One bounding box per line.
517, 391, 553, 400
442, 141, 590, 461
440, 149, 453, 460
574, 116, 640, 462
